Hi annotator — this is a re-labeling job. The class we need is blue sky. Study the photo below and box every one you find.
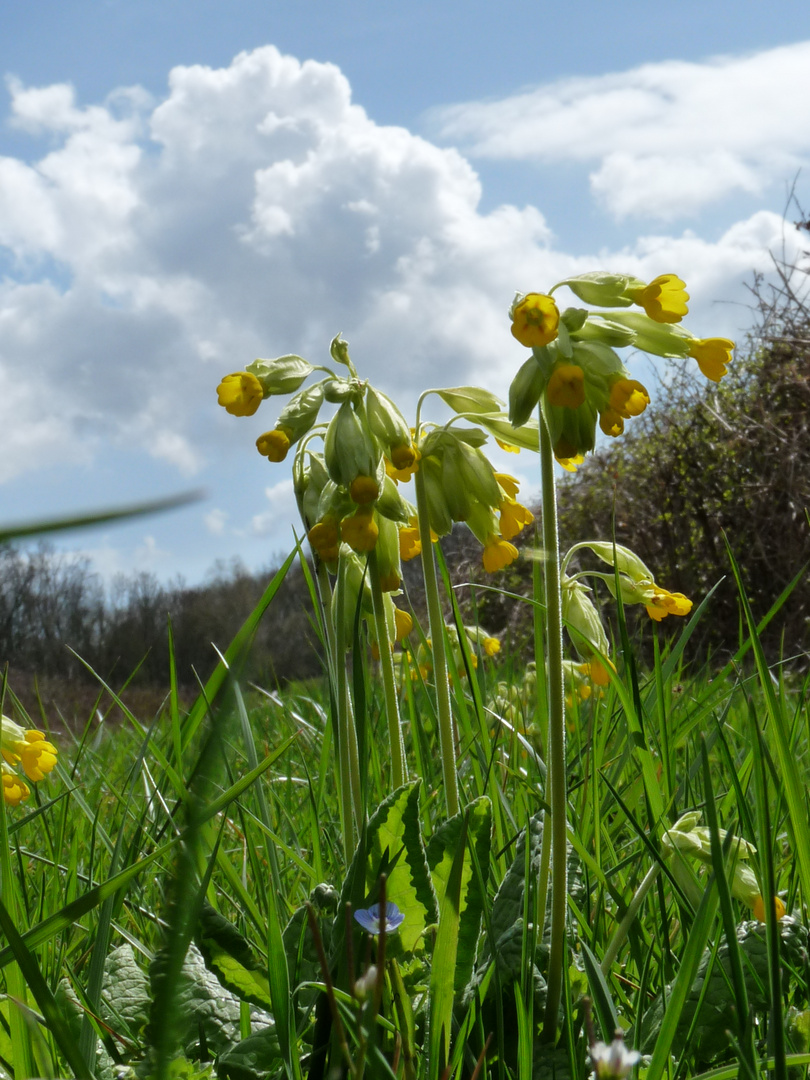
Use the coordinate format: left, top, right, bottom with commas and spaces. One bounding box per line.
2, 2, 809, 584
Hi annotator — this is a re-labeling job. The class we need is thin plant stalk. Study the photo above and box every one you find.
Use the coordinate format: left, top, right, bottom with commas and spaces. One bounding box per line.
538, 405, 567, 1040
413, 464, 460, 818
335, 553, 362, 854
367, 546, 407, 790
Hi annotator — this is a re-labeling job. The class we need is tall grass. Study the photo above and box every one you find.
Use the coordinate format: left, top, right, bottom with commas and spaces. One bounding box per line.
0, 545, 809, 1080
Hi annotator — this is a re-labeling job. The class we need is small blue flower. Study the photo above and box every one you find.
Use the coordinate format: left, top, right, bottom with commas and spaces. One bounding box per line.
353, 901, 405, 935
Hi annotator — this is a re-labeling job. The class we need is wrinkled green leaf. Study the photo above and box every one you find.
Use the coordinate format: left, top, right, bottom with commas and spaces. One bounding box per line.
426, 797, 492, 992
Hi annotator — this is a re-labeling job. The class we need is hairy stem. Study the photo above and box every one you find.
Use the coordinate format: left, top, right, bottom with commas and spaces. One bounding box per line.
413, 466, 460, 818
538, 407, 568, 1041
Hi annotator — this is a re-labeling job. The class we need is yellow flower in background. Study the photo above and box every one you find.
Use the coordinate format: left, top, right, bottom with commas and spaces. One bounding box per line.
510, 293, 560, 348
555, 453, 584, 472
394, 608, 414, 641
482, 536, 519, 573
645, 587, 692, 622
582, 658, 613, 686
399, 520, 422, 561
629, 274, 689, 323
688, 337, 734, 382
546, 363, 586, 409
216, 372, 264, 416
256, 427, 292, 462
2, 764, 29, 807
499, 499, 534, 541
753, 895, 787, 922
483, 636, 501, 657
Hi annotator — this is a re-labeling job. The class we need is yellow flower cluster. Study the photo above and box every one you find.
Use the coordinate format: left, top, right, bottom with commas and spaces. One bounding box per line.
2, 715, 58, 806
508, 271, 734, 466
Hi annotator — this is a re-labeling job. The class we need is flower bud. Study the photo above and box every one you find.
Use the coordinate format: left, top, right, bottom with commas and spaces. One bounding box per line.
330, 334, 352, 368
561, 577, 610, 659
571, 315, 637, 349
366, 386, 412, 460
324, 401, 381, 492
434, 386, 505, 415
376, 514, 402, 591
508, 355, 547, 428
553, 272, 641, 308
246, 355, 314, 396
376, 474, 414, 525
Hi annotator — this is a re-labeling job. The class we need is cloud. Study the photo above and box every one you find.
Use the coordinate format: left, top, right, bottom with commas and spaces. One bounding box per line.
0, 42, 804, 570
429, 41, 810, 219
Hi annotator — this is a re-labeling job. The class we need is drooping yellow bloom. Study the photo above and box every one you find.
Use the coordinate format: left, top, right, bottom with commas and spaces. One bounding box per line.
645, 587, 692, 622
599, 409, 625, 438
394, 608, 413, 641
308, 517, 341, 562
379, 570, 401, 592
2, 764, 29, 807
494, 473, 520, 499
399, 521, 422, 561
629, 274, 689, 324
256, 427, 292, 462
555, 453, 584, 472
216, 372, 264, 416
482, 536, 519, 573
495, 438, 521, 454
499, 499, 534, 541
341, 510, 379, 553
688, 337, 734, 382
609, 377, 650, 418
349, 474, 380, 505
1, 717, 59, 783
581, 658, 613, 686
483, 636, 501, 657
753, 895, 787, 922
510, 293, 560, 348
547, 364, 586, 409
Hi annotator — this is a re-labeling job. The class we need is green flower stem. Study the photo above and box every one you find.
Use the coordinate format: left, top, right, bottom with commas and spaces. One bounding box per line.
335, 553, 361, 856
538, 405, 568, 1041
367, 546, 407, 791
413, 465, 460, 818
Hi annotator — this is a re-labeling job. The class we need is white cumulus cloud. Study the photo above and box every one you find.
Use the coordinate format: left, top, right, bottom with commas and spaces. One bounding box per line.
0, 42, 803, 567
429, 41, 810, 220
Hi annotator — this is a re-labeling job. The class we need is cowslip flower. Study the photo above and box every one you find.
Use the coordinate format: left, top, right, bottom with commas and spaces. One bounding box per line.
341, 509, 379, 553
629, 274, 689, 323
547, 363, 586, 409
354, 901, 405, 935
256, 427, 292, 462
216, 372, 264, 416
499, 499, 534, 541
753, 895, 787, 922
688, 337, 734, 382
482, 536, 519, 573
399, 519, 422, 560
1, 716, 58, 782
644, 587, 692, 622
510, 293, 560, 348
2, 763, 30, 807
308, 517, 341, 562
599, 376, 651, 437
